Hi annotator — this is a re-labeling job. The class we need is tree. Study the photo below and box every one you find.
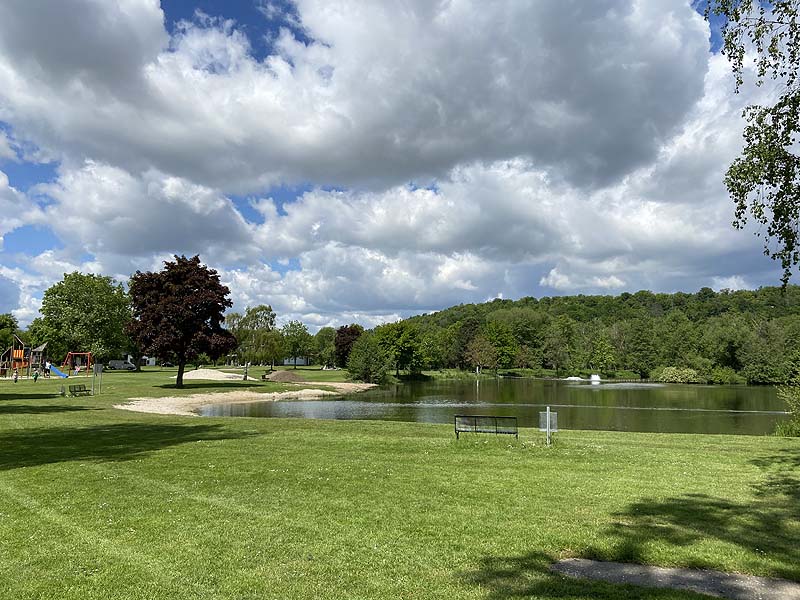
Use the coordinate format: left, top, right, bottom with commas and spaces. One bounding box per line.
234, 305, 277, 364
313, 327, 336, 367
465, 335, 499, 375
706, 0, 800, 285
262, 329, 285, 370
281, 320, 311, 368
127, 255, 237, 388
589, 334, 616, 375
334, 324, 364, 367
626, 318, 658, 378
34, 272, 130, 363
0, 313, 18, 350
482, 321, 519, 369
542, 315, 575, 376
375, 321, 423, 375
347, 332, 392, 383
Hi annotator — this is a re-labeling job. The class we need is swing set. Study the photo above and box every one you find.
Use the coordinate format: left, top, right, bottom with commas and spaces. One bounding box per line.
62, 351, 93, 376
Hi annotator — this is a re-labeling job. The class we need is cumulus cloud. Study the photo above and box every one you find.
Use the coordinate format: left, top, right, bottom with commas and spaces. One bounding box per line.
34, 161, 255, 274
0, 1, 787, 329
0, 0, 708, 192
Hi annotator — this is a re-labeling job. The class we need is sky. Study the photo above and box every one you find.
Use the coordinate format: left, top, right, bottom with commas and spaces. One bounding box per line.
0, 0, 785, 330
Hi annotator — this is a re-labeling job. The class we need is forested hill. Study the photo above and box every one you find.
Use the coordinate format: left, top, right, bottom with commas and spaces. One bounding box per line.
390, 286, 800, 384
409, 286, 800, 327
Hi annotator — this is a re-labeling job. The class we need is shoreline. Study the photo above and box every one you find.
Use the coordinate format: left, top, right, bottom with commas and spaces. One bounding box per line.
114, 381, 377, 417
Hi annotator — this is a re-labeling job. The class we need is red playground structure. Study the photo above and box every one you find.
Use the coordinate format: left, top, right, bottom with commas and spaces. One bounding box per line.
62, 352, 93, 376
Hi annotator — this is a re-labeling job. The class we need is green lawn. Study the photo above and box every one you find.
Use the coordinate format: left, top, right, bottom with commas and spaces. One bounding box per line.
0, 371, 798, 599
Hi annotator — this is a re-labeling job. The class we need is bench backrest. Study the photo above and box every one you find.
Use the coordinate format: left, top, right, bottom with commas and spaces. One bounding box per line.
69, 384, 86, 392
455, 415, 517, 435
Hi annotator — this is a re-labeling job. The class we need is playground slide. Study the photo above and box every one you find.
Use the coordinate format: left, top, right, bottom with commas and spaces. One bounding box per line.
49, 365, 68, 378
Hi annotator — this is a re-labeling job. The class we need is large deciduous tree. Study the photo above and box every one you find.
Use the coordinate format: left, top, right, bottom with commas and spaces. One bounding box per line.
281, 320, 312, 368
313, 326, 336, 368
229, 304, 277, 365
706, 0, 800, 285
347, 332, 392, 383
375, 322, 423, 375
334, 324, 364, 367
28, 272, 130, 362
0, 313, 18, 351
127, 255, 236, 388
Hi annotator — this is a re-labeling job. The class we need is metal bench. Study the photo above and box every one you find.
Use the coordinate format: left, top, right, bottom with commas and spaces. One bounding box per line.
454, 415, 518, 439
68, 384, 91, 397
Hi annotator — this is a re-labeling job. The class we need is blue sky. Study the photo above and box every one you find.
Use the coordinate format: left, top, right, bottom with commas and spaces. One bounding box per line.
0, 1, 782, 328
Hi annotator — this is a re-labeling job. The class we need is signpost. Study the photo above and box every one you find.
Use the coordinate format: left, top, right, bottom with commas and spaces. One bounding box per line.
539, 406, 558, 446
92, 363, 103, 395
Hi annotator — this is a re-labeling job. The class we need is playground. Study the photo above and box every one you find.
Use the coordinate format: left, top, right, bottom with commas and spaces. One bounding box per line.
0, 336, 94, 380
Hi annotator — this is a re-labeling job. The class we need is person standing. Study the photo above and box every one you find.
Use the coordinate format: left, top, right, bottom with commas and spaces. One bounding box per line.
12, 368, 18, 383
33, 368, 39, 382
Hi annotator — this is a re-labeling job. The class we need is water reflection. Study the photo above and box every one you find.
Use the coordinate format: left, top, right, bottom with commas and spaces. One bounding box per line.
197, 379, 788, 435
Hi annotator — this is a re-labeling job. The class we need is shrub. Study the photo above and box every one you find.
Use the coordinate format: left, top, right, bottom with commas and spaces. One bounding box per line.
776, 385, 800, 437
775, 419, 800, 437
654, 366, 705, 384
708, 366, 746, 385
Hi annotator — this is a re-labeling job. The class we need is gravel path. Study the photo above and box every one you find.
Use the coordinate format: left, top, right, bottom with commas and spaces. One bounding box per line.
551, 559, 800, 600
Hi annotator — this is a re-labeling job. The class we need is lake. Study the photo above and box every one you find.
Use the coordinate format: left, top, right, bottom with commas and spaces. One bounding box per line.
197, 378, 789, 435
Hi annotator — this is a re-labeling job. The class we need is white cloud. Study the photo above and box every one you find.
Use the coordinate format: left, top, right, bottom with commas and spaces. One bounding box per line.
0, 131, 16, 161
34, 161, 255, 273
712, 275, 749, 291
0, 0, 709, 192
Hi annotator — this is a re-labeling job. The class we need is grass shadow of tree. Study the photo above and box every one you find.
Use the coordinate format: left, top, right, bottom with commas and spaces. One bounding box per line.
0, 404, 97, 415
463, 447, 799, 598
583, 447, 800, 580
462, 551, 709, 599
0, 391, 68, 401
0, 423, 256, 471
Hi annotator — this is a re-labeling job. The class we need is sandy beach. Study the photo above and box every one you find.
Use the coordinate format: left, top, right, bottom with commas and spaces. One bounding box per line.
114, 380, 377, 417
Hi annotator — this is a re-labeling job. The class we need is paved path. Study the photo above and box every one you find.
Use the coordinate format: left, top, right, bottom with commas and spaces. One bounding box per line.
551, 558, 800, 600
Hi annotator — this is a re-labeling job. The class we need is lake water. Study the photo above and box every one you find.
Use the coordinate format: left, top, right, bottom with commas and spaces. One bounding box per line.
197, 378, 789, 435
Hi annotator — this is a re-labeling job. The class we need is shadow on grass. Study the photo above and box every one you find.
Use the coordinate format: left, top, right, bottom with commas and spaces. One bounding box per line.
0, 391, 66, 401
0, 422, 255, 471
0, 404, 96, 415
464, 448, 800, 597
462, 551, 707, 599
582, 447, 800, 580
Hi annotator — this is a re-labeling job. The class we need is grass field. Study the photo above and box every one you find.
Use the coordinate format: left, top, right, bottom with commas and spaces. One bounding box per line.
0, 370, 798, 599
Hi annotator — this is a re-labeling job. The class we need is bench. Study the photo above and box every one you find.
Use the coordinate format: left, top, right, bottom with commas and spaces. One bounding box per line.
68, 384, 92, 397
455, 414, 518, 439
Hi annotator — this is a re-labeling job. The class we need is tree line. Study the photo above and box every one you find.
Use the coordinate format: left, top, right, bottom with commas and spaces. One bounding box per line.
5, 255, 800, 386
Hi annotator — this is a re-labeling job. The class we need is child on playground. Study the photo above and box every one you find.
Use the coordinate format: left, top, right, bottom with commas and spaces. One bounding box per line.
33, 368, 39, 382
12, 368, 18, 383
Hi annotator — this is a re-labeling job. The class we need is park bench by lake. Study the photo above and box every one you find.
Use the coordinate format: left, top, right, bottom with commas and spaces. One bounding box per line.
454, 414, 518, 439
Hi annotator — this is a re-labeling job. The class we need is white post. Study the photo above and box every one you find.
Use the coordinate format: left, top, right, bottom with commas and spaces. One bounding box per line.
546, 405, 551, 447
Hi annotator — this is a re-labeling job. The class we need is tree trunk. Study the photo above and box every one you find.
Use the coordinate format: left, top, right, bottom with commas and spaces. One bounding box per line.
294, 356, 297, 369
176, 361, 185, 388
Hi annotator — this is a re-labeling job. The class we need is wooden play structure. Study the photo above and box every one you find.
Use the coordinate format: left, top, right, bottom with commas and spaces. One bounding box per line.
1, 336, 47, 378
